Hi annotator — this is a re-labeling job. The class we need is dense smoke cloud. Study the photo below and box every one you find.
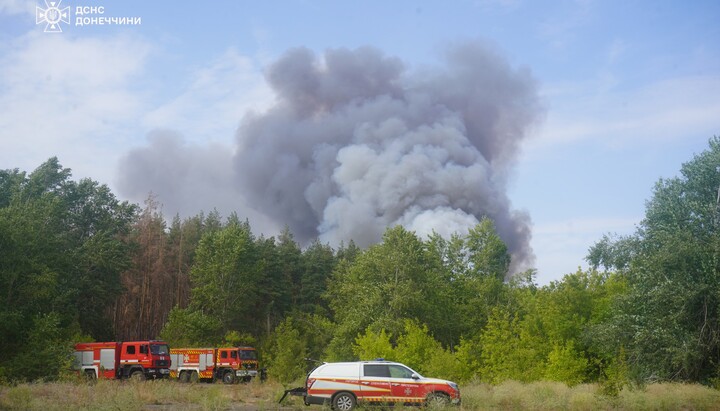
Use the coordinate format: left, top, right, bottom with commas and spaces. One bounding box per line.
117, 42, 542, 272
117, 129, 279, 232
234, 42, 543, 271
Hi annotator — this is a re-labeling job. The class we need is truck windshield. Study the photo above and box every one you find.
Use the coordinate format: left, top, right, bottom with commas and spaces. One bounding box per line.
239, 350, 257, 360
150, 344, 169, 355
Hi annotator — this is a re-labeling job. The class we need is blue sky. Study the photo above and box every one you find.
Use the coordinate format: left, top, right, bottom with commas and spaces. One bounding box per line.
1, 0, 719, 284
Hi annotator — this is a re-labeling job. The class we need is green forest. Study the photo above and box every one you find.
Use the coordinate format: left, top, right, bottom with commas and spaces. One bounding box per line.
1, 137, 720, 391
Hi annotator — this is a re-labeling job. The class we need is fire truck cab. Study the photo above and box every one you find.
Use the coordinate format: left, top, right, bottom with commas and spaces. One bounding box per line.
73, 340, 171, 380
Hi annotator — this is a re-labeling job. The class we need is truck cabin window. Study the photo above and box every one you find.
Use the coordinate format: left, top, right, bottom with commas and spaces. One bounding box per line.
239, 350, 257, 360
150, 344, 169, 355
364, 364, 390, 378
389, 365, 415, 379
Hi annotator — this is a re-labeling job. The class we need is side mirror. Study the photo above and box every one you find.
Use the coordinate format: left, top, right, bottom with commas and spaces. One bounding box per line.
411, 373, 420, 380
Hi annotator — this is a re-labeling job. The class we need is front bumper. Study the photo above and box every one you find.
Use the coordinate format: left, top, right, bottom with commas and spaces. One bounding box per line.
146, 368, 171, 378
235, 369, 258, 377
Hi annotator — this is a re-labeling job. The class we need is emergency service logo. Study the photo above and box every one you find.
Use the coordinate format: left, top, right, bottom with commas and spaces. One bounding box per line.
35, 2, 142, 32
36, 0, 70, 33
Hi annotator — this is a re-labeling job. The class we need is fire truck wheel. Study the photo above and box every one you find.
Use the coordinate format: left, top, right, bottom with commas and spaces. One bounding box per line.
84, 370, 96, 380
179, 371, 191, 383
130, 370, 146, 381
332, 392, 356, 411
222, 370, 236, 384
189, 371, 199, 383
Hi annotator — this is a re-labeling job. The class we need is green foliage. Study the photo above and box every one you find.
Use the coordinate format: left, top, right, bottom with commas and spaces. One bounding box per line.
353, 328, 395, 361
424, 345, 463, 382
394, 320, 463, 381
453, 336, 484, 382
426, 223, 510, 345
299, 239, 336, 315
327, 226, 444, 353
264, 317, 308, 384
479, 306, 545, 383
0, 159, 136, 381
275, 227, 302, 310
600, 347, 630, 396
190, 220, 260, 333
588, 137, 720, 382
0, 313, 74, 382
466, 217, 511, 279
282, 312, 334, 362
159, 307, 223, 347
394, 320, 442, 374
223, 331, 256, 347
326, 223, 510, 356
322, 322, 357, 362
544, 341, 588, 386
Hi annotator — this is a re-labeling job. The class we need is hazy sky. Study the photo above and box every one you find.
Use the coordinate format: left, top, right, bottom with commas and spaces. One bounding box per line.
1, 0, 719, 284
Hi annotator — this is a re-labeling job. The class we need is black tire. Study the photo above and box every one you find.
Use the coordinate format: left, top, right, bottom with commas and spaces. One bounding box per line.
130, 369, 146, 381
426, 392, 450, 407
179, 371, 190, 383
189, 371, 199, 383
222, 370, 235, 384
84, 369, 97, 380
332, 392, 356, 411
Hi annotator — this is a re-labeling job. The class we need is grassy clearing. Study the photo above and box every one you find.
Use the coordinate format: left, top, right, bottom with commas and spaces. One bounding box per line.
460, 381, 720, 411
0, 379, 287, 411
0, 379, 718, 410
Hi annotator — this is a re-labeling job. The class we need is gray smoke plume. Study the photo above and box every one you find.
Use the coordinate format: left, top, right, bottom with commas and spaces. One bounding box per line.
234, 42, 543, 271
116, 129, 280, 233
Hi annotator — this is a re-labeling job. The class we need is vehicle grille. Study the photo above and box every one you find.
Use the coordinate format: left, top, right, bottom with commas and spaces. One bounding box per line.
243, 363, 257, 370
155, 360, 169, 367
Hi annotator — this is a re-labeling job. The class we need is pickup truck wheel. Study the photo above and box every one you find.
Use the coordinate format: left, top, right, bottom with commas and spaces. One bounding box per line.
222, 370, 235, 384
426, 392, 450, 407
332, 392, 356, 411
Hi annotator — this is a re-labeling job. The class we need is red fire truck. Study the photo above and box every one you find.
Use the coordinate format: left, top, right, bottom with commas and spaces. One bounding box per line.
169, 346, 260, 384
73, 340, 171, 380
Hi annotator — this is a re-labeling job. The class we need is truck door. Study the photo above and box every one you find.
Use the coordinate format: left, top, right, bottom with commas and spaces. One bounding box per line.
361, 364, 391, 403
139, 343, 150, 368
219, 349, 229, 366
388, 364, 421, 403
122, 344, 137, 368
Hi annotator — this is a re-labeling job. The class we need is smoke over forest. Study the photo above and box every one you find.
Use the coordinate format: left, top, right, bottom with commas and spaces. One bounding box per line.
119, 41, 543, 272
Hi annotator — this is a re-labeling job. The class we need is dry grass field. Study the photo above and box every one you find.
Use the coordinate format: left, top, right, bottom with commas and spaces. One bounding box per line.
1, 379, 719, 411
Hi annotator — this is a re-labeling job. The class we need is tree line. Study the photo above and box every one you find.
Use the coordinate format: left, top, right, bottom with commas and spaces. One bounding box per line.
1, 137, 719, 388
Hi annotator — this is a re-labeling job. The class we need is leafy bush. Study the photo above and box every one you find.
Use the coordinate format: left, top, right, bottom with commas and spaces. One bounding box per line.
159, 307, 223, 347
264, 317, 308, 385
544, 341, 588, 386
353, 328, 394, 360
